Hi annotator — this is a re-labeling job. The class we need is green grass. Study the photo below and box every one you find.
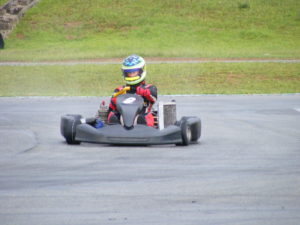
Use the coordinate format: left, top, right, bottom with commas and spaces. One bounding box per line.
0, 63, 299, 96
0, 0, 299, 61
0, 0, 7, 6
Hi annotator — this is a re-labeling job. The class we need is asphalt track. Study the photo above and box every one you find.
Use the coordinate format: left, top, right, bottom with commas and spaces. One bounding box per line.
0, 95, 300, 225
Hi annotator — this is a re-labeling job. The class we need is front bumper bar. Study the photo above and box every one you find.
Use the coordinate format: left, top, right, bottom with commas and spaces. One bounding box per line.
75, 124, 182, 145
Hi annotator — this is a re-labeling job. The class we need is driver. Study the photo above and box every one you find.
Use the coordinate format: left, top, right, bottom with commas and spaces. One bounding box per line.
108, 55, 157, 127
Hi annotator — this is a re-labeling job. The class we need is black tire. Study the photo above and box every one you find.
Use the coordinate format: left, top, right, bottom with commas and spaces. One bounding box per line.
190, 118, 201, 142
176, 116, 201, 145
0, 33, 4, 49
181, 119, 192, 145
60, 114, 82, 145
176, 118, 192, 146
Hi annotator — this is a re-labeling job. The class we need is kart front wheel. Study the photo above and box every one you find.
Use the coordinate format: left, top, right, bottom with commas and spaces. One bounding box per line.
176, 116, 201, 146
181, 119, 192, 146
60, 114, 82, 145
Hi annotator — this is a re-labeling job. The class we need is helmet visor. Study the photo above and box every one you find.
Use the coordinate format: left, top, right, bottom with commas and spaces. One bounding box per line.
123, 68, 142, 78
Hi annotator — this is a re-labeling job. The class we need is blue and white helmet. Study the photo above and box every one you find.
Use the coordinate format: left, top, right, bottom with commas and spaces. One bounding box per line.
121, 55, 146, 85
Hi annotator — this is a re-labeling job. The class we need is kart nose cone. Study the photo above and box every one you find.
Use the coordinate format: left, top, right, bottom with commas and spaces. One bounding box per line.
124, 125, 134, 130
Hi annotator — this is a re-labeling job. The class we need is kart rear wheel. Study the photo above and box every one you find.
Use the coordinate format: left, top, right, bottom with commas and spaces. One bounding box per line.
60, 114, 82, 145
190, 118, 201, 142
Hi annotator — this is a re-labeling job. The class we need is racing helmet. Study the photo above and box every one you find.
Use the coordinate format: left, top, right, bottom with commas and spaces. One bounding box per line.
121, 55, 146, 85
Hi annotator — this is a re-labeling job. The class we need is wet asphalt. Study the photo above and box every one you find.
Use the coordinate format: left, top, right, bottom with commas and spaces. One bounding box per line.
0, 95, 300, 225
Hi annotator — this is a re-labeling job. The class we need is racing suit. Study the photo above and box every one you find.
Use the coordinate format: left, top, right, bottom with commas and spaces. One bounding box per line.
108, 81, 157, 126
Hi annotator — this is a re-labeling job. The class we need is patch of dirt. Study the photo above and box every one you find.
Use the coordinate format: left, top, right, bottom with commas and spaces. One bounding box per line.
16, 33, 25, 39
64, 21, 82, 29
226, 74, 245, 84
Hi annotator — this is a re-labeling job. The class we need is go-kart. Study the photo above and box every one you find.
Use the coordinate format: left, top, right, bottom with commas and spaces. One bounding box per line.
60, 88, 201, 146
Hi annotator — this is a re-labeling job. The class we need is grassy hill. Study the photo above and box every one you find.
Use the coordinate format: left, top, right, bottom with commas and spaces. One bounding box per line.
1, 63, 299, 96
0, 0, 299, 61
0, 0, 7, 5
